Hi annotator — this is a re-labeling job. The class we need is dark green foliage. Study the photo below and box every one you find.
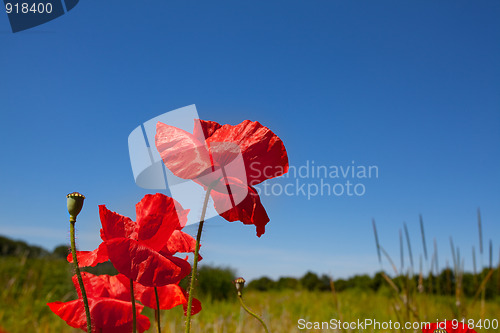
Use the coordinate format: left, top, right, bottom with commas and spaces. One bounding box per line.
0, 235, 49, 258
180, 265, 236, 300
333, 274, 372, 292
52, 244, 70, 259
300, 271, 324, 291
276, 276, 300, 290
245, 268, 500, 299
0, 235, 498, 300
370, 272, 385, 291
319, 274, 332, 291
247, 276, 275, 291
82, 261, 118, 276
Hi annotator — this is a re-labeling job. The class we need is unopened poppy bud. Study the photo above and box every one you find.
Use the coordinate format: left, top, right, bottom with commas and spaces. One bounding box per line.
67, 192, 85, 222
233, 277, 246, 296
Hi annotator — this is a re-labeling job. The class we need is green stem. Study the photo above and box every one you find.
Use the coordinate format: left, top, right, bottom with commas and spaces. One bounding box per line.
185, 187, 213, 333
155, 286, 161, 333
130, 279, 136, 333
238, 295, 269, 333
70, 220, 92, 333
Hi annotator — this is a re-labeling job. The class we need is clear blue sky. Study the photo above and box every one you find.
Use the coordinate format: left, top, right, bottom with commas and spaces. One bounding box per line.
1, 1, 499, 280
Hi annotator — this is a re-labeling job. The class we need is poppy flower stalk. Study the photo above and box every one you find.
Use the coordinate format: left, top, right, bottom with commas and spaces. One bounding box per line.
233, 277, 269, 333
185, 185, 213, 333
66, 192, 92, 333
154, 287, 161, 333
130, 279, 137, 333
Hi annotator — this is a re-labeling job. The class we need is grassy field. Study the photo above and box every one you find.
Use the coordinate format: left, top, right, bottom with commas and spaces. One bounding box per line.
1, 256, 499, 333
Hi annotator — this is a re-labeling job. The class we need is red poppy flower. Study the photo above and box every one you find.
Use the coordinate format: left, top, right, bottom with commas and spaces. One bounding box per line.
68, 194, 197, 287
72, 272, 131, 301
422, 321, 477, 333
48, 274, 151, 333
134, 282, 202, 316
48, 297, 150, 333
72, 272, 201, 317
155, 119, 288, 236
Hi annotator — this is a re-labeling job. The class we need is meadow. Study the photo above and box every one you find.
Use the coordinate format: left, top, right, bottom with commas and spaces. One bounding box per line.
1, 254, 499, 333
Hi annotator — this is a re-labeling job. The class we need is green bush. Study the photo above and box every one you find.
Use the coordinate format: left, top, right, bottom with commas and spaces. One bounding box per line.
180, 265, 236, 300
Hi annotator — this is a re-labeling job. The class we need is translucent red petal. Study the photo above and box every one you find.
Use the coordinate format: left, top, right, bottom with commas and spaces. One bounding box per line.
160, 230, 197, 256
66, 242, 109, 267
155, 122, 213, 180
193, 119, 222, 141
136, 193, 182, 252
137, 284, 187, 310
47, 298, 150, 333
182, 297, 202, 316
72, 272, 130, 302
206, 119, 288, 186
211, 184, 269, 237
99, 205, 138, 241
105, 238, 191, 287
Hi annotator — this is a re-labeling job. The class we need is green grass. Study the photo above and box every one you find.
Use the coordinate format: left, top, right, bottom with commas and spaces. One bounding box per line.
1, 257, 499, 333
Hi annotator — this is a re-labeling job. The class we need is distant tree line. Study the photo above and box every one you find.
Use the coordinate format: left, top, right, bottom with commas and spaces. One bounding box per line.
2, 235, 499, 299
0, 235, 72, 259
247, 269, 500, 299
1, 235, 50, 258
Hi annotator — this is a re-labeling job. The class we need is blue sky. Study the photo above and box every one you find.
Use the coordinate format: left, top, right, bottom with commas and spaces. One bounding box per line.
1, 0, 499, 280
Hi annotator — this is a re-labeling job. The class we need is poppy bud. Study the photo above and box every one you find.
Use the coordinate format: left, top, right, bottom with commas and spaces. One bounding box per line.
233, 277, 246, 296
67, 192, 85, 222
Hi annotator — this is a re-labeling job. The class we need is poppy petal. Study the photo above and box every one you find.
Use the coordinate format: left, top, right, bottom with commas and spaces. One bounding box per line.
66, 242, 109, 267
105, 238, 191, 287
91, 298, 146, 328
137, 284, 189, 310
207, 120, 288, 186
155, 121, 213, 180
160, 230, 197, 256
48, 299, 86, 329
136, 193, 184, 251
100, 316, 150, 333
182, 297, 202, 316
99, 205, 138, 241
48, 298, 150, 333
211, 181, 270, 237
72, 272, 130, 302
193, 119, 222, 141
177, 206, 190, 229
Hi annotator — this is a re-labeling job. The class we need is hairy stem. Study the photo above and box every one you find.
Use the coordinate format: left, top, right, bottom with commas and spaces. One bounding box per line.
130, 279, 136, 333
238, 295, 270, 333
70, 221, 92, 333
155, 286, 161, 333
185, 187, 212, 333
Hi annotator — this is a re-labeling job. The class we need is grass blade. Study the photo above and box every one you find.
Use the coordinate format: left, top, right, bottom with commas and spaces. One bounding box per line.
419, 214, 428, 262
489, 239, 492, 269
478, 208, 483, 260
450, 237, 457, 273
380, 246, 399, 276
404, 222, 414, 273
372, 219, 382, 264
434, 238, 440, 274
400, 229, 404, 272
